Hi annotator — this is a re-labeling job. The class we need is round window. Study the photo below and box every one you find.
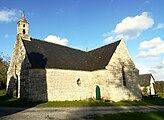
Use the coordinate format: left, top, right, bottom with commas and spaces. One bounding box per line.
77, 78, 81, 86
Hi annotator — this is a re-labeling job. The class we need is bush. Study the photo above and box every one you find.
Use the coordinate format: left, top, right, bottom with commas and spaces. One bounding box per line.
0, 81, 6, 90
143, 87, 148, 96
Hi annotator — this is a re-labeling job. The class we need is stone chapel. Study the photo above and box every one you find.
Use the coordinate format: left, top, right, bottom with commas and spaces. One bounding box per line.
6, 14, 142, 102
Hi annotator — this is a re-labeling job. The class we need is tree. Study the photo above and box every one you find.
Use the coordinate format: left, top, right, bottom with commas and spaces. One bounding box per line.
143, 87, 148, 96
155, 81, 164, 93
0, 52, 10, 86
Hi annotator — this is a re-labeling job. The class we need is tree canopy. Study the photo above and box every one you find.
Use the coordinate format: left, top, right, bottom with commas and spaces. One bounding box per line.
155, 81, 164, 93
0, 52, 10, 85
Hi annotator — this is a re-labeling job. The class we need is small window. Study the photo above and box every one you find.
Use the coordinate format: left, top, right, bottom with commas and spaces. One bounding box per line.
23, 24, 25, 27
77, 78, 81, 86
23, 29, 25, 34
122, 65, 126, 86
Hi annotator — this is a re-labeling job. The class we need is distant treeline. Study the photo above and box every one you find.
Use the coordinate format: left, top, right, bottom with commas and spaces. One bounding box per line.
0, 52, 10, 90
155, 81, 164, 93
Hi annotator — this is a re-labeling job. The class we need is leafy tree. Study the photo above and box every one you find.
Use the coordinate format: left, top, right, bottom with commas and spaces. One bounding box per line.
142, 87, 148, 96
155, 81, 164, 93
0, 52, 10, 85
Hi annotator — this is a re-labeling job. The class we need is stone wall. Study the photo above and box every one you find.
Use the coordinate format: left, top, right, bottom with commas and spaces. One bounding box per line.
6, 36, 27, 98
105, 40, 142, 101
26, 69, 93, 101
27, 63, 141, 102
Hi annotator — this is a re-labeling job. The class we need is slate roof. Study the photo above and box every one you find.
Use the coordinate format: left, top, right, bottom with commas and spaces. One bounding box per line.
139, 74, 155, 87
22, 38, 121, 71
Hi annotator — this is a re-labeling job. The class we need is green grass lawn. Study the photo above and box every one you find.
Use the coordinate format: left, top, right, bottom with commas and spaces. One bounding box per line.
157, 93, 164, 98
96, 111, 164, 120
1, 90, 164, 107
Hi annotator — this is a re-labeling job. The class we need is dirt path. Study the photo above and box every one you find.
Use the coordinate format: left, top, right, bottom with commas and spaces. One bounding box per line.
1, 106, 164, 120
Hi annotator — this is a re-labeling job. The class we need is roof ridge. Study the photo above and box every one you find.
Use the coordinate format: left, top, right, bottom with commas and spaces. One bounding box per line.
88, 40, 121, 52
140, 73, 152, 76
30, 38, 121, 53
30, 38, 86, 53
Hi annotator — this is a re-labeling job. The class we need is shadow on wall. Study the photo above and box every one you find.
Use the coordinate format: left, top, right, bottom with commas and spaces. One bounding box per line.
7, 76, 18, 97
20, 52, 48, 101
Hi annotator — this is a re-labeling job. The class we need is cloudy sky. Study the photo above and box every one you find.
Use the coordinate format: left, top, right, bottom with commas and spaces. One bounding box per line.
0, 0, 164, 80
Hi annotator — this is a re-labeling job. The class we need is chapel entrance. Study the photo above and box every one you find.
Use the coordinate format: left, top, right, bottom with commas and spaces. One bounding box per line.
96, 85, 101, 100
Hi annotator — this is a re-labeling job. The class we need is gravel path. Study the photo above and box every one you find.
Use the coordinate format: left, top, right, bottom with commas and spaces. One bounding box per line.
1, 106, 164, 120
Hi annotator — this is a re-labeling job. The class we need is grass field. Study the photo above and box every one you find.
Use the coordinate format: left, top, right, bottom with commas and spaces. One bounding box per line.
1, 90, 164, 107
96, 111, 164, 120
157, 93, 164, 98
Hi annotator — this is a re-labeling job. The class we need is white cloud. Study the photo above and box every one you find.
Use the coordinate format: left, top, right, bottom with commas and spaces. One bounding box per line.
103, 12, 154, 43
0, 8, 20, 22
103, 36, 114, 43
136, 37, 164, 58
136, 37, 164, 80
149, 62, 164, 80
135, 62, 164, 80
4, 34, 9, 38
144, 1, 150, 4
135, 63, 150, 74
102, 32, 111, 37
113, 12, 154, 40
139, 37, 162, 50
44, 35, 68, 46
103, 34, 123, 44
153, 23, 164, 30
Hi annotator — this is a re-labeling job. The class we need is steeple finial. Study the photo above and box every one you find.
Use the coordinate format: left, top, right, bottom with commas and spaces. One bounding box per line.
22, 11, 25, 18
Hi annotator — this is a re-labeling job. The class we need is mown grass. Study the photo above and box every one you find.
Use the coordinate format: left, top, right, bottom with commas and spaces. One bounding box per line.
96, 111, 164, 120
157, 93, 164, 98
36, 98, 164, 107
1, 90, 164, 107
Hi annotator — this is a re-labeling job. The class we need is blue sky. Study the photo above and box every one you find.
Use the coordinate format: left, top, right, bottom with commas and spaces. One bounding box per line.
0, 0, 164, 80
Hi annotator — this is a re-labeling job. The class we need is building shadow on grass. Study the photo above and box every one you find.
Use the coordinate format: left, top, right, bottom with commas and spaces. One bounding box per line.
0, 92, 45, 117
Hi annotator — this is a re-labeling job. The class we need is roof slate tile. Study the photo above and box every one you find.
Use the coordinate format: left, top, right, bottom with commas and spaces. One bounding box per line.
22, 38, 121, 71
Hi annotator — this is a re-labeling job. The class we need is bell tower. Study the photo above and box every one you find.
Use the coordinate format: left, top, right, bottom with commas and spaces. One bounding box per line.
17, 12, 30, 41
